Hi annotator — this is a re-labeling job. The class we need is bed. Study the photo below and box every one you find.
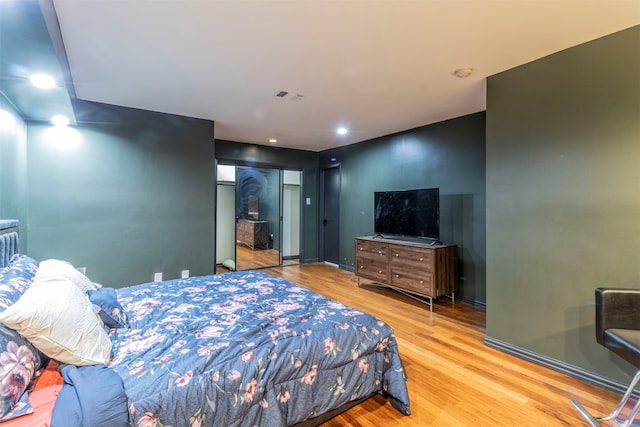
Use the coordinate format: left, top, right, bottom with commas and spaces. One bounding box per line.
0, 222, 410, 426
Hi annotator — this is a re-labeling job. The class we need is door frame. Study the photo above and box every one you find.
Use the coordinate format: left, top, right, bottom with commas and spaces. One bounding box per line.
319, 163, 340, 266
215, 160, 303, 271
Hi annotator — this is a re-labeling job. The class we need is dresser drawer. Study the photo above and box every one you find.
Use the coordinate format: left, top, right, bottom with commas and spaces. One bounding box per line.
355, 239, 388, 259
355, 236, 458, 309
389, 245, 433, 270
389, 267, 433, 295
236, 229, 248, 241
356, 256, 388, 282
237, 220, 269, 249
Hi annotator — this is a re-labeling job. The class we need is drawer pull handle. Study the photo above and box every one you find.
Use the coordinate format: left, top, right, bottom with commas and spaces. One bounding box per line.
360, 266, 363, 269
395, 274, 399, 278
359, 247, 363, 251
419, 257, 424, 261
378, 270, 383, 274
395, 254, 399, 257
378, 250, 382, 254
420, 280, 424, 284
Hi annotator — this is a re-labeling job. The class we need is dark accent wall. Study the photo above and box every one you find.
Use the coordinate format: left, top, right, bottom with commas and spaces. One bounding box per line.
486, 26, 640, 384
215, 140, 320, 262
319, 112, 486, 303
0, 97, 28, 252
26, 100, 216, 287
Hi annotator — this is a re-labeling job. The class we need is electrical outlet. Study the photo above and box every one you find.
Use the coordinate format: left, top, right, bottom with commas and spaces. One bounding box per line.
181, 270, 189, 278
154, 272, 163, 282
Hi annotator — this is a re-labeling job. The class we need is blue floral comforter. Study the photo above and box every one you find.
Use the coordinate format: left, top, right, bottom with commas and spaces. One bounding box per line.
110, 271, 410, 426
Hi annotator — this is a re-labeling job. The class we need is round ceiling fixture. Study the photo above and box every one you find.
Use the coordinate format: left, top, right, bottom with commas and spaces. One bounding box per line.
30, 73, 56, 89
51, 114, 69, 126
452, 67, 475, 78
336, 127, 348, 135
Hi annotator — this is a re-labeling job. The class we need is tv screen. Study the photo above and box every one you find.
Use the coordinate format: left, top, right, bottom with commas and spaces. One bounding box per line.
374, 188, 439, 239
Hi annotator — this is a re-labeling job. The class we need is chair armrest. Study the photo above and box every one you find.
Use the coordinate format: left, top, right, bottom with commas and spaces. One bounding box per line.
595, 287, 640, 346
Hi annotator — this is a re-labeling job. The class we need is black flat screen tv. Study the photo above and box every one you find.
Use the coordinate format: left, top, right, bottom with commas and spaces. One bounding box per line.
374, 188, 439, 240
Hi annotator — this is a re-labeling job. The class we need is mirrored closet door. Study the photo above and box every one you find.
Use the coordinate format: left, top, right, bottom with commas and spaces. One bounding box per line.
216, 164, 301, 273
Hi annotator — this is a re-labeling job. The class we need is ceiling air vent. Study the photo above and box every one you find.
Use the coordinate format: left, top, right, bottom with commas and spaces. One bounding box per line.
275, 90, 288, 98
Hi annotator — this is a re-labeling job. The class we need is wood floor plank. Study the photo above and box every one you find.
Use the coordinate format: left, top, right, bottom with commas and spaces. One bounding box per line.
259, 263, 631, 427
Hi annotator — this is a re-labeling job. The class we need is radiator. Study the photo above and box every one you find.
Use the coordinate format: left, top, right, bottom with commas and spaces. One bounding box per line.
0, 220, 19, 268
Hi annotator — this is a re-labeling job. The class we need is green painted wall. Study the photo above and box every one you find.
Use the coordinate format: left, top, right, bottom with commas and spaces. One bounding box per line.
319, 112, 486, 303
26, 100, 216, 287
215, 140, 320, 262
0, 97, 28, 252
486, 26, 640, 383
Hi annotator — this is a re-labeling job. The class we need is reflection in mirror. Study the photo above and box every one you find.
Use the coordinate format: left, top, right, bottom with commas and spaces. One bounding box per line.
236, 167, 266, 220
216, 166, 301, 272
235, 166, 280, 271
247, 195, 259, 220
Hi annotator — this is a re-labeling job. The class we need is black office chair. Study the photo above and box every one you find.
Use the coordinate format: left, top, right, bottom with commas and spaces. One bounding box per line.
572, 288, 640, 427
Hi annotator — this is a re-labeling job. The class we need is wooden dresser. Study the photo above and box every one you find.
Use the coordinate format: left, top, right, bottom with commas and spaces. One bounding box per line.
236, 219, 269, 250
354, 236, 457, 311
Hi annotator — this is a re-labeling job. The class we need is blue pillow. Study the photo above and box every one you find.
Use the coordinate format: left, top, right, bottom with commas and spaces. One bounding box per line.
87, 288, 129, 329
0, 324, 46, 421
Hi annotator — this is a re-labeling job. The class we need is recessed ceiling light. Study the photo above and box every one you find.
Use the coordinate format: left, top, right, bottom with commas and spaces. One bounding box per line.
269, 138, 277, 143
336, 127, 348, 135
30, 73, 56, 89
51, 114, 69, 126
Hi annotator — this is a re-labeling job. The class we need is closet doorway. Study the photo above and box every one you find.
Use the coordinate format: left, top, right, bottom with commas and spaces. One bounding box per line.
215, 164, 301, 273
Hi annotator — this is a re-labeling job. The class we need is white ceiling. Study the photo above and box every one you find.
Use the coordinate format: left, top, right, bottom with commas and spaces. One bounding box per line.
52, 0, 639, 152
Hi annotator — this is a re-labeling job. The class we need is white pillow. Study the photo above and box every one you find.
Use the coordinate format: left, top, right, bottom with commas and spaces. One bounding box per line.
35, 259, 98, 293
0, 277, 112, 365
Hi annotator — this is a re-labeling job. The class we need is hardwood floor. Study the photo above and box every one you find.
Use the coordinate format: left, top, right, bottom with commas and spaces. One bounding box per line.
261, 263, 631, 427
216, 244, 296, 273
